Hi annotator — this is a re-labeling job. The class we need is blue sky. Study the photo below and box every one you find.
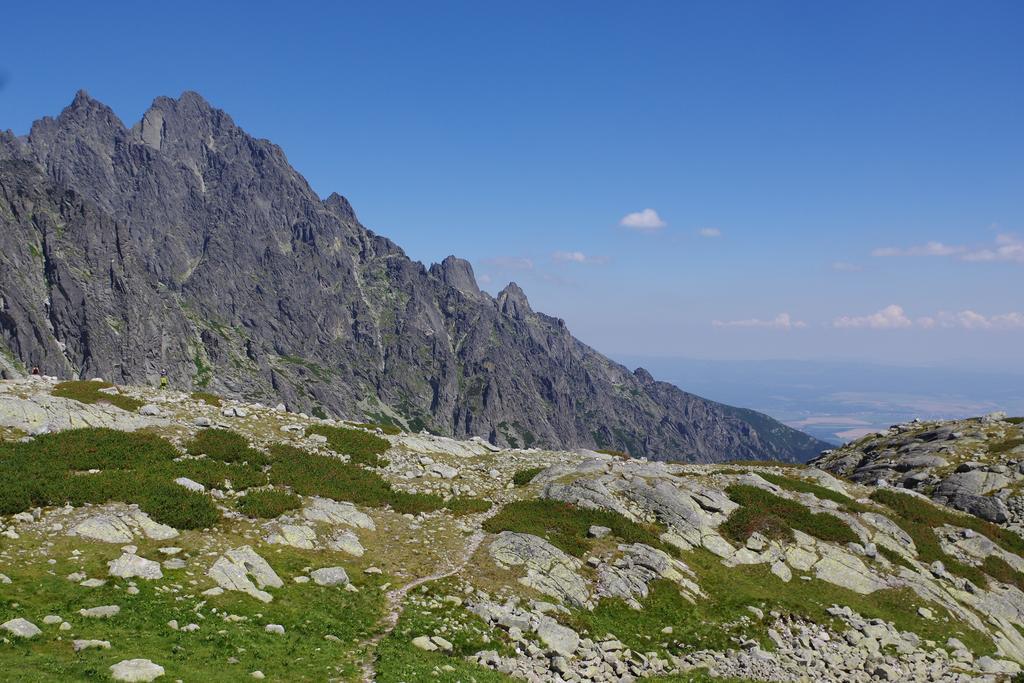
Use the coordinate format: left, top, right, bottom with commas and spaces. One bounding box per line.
2, 1, 1022, 366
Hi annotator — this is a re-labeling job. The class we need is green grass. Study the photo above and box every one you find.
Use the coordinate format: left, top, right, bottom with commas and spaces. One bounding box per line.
1005, 417, 1024, 425
990, 437, 1024, 456
871, 488, 1024, 560
512, 466, 544, 487
0, 428, 218, 529
185, 428, 267, 465
566, 550, 994, 659
482, 499, 668, 557
0, 540, 385, 681
758, 472, 870, 512
52, 380, 143, 412
375, 596, 512, 683
725, 459, 805, 468
721, 485, 859, 545
190, 390, 222, 407
268, 444, 443, 514
445, 497, 493, 516
876, 545, 915, 571
236, 489, 301, 518
306, 424, 390, 466
981, 556, 1024, 591
348, 421, 402, 436
596, 448, 631, 459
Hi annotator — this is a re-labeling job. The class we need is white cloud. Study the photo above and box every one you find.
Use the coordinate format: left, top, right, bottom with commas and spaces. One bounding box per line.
480, 256, 534, 271
835, 305, 1024, 330
872, 241, 964, 257
959, 233, 1024, 263
477, 273, 493, 285
552, 250, 608, 265
698, 227, 721, 238
872, 234, 1024, 263
833, 304, 913, 329
831, 261, 862, 272
931, 310, 1024, 330
713, 313, 806, 330
620, 208, 666, 231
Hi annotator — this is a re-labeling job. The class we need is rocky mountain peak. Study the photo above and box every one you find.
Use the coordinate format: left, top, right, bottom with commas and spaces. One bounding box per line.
634, 367, 655, 385
431, 256, 482, 300
0, 90, 833, 463
323, 192, 357, 222
497, 282, 532, 319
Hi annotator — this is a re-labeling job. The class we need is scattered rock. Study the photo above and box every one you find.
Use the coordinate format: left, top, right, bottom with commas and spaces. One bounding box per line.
109, 658, 165, 682
1, 618, 41, 638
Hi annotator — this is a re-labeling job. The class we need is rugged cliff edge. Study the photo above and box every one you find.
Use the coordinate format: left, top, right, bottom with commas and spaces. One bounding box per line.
0, 90, 829, 462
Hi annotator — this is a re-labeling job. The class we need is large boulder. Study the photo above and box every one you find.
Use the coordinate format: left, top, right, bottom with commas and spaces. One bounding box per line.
489, 532, 591, 608
108, 552, 163, 580
207, 546, 283, 602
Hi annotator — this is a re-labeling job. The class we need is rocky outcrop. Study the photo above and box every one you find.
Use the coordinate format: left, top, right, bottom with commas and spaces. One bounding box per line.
0, 91, 829, 462
812, 414, 1024, 530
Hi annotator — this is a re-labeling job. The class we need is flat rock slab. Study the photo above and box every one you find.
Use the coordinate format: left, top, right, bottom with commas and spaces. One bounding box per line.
79, 605, 121, 618
110, 658, 165, 682
109, 552, 163, 580
1, 618, 41, 638
208, 546, 282, 603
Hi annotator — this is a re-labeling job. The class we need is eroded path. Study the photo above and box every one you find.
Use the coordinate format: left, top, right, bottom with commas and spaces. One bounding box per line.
358, 508, 499, 682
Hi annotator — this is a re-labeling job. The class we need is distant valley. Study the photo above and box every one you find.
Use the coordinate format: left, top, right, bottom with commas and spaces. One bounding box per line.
615, 357, 1024, 444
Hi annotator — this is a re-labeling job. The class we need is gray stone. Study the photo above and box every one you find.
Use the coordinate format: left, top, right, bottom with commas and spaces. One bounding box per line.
108, 552, 163, 580
207, 546, 283, 602
309, 567, 350, 587
1, 618, 41, 638
79, 605, 120, 618
109, 659, 165, 682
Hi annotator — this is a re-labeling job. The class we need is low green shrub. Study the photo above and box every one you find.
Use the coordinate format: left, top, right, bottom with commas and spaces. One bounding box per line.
512, 467, 544, 487
173, 458, 265, 490
990, 437, 1024, 456
483, 499, 667, 557
725, 459, 805, 468
306, 424, 390, 466
349, 421, 402, 436
870, 488, 1024, 556
446, 497, 492, 516
52, 380, 143, 412
185, 428, 267, 465
876, 545, 915, 570
191, 391, 223, 407
869, 490, 992, 586
0, 428, 218, 529
722, 485, 859, 545
982, 555, 1024, 591
268, 444, 443, 514
237, 489, 301, 518
758, 473, 870, 512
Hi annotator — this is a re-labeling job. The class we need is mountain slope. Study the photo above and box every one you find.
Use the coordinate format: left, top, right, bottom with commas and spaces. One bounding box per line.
0, 378, 1022, 680
0, 90, 830, 462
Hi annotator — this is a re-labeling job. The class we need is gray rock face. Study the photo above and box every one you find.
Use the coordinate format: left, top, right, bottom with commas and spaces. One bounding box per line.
0, 91, 829, 462
812, 416, 1024, 527
489, 531, 591, 608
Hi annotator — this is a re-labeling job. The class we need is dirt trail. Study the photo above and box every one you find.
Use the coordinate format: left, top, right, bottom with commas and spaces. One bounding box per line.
358, 509, 498, 682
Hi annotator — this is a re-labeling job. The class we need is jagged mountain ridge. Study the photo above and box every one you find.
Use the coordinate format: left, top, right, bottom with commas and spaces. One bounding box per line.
0, 90, 830, 461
